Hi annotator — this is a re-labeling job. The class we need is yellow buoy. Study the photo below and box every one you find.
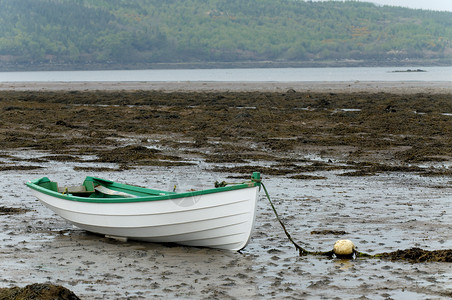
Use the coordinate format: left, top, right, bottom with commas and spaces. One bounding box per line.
333, 239, 355, 257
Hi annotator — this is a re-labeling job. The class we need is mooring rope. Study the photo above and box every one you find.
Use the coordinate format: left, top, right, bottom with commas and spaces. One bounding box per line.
260, 182, 312, 256
216, 176, 348, 257
217, 177, 313, 256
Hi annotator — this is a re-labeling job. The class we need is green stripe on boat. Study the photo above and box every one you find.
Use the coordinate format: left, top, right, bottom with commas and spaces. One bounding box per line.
25, 173, 261, 203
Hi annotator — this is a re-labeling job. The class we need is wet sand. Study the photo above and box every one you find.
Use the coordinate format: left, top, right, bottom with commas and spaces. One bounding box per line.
0, 82, 451, 299
2, 80, 452, 94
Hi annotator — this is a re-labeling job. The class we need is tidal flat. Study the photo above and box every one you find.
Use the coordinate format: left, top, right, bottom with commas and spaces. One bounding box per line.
0, 85, 451, 299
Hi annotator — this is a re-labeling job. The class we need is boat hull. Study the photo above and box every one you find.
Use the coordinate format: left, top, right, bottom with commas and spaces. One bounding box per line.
29, 185, 259, 250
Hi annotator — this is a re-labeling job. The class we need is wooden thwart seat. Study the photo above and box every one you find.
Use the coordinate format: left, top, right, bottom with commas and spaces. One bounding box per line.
58, 185, 94, 195
94, 185, 138, 198
58, 181, 95, 195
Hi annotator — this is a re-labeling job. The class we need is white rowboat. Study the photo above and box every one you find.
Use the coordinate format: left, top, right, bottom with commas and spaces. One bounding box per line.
26, 173, 261, 251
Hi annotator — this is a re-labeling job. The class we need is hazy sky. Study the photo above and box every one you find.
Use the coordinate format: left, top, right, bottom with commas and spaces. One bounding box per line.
369, 0, 452, 12
313, 0, 452, 12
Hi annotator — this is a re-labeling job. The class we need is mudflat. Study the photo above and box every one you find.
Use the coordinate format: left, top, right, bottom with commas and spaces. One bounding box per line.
0, 82, 451, 299
1, 80, 452, 94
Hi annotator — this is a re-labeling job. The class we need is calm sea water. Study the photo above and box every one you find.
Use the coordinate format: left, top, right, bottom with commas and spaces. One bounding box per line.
0, 66, 451, 82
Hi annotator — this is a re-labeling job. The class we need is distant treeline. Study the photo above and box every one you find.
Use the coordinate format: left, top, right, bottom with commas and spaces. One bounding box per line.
1, 0, 451, 69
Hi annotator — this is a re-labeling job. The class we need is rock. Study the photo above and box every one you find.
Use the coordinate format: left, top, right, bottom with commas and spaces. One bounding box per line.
0, 283, 80, 300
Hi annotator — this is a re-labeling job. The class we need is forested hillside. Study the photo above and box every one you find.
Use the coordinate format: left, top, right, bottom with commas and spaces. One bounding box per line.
1, 0, 451, 70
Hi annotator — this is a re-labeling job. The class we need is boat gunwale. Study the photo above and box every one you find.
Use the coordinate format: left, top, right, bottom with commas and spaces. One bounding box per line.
26, 176, 260, 204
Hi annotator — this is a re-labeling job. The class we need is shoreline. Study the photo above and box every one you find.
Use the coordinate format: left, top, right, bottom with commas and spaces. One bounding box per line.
1, 81, 452, 94
2, 59, 451, 72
